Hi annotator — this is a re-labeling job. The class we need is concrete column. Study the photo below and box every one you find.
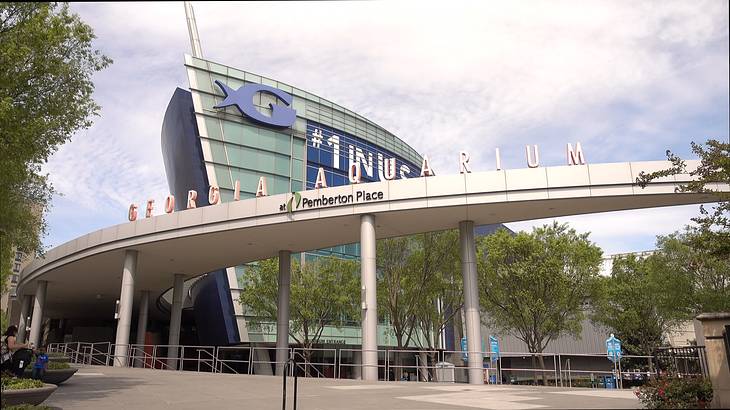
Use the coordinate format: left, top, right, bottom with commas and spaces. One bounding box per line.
17, 295, 33, 343
360, 214, 378, 381
696, 313, 730, 408
136, 290, 150, 346
459, 220, 484, 385
113, 250, 137, 367
28, 281, 47, 348
135, 290, 150, 367
167, 274, 185, 370
276, 250, 291, 376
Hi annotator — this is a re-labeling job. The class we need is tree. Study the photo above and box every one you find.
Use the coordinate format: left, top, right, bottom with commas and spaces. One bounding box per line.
637, 139, 729, 258
411, 230, 462, 353
410, 231, 462, 381
376, 230, 462, 380
239, 256, 360, 372
477, 222, 603, 385
0, 3, 111, 294
656, 229, 730, 314
591, 253, 694, 356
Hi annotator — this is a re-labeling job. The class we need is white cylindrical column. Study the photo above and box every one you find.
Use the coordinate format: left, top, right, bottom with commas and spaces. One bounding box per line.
360, 214, 378, 381
167, 274, 185, 370
459, 220, 484, 385
135, 290, 150, 367
28, 282, 47, 347
114, 250, 137, 367
276, 250, 291, 376
17, 295, 33, 343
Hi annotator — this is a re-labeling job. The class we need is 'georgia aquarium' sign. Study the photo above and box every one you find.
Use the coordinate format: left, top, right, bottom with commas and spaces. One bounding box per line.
213, 80, 296, 127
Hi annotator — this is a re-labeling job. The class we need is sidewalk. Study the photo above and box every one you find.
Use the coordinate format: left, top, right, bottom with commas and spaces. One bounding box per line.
44, 365, 640, 409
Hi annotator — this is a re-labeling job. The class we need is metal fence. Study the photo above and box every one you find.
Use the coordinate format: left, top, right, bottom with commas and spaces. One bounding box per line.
46, 342, 706, 388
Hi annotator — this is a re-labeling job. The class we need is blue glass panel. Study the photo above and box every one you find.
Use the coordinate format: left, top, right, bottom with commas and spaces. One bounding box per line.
304, 120, 419, 188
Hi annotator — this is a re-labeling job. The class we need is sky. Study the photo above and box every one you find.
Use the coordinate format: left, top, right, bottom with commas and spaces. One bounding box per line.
42, 1, 729, 258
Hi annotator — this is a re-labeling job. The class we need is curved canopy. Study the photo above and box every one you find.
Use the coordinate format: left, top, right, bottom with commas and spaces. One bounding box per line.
18, 160, 725, 318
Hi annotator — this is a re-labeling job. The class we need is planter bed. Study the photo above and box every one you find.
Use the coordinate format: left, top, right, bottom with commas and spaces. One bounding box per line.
22, 367, 79, 385
1, 383, 57, 407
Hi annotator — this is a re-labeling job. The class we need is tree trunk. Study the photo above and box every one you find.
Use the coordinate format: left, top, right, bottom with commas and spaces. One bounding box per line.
419, 351, 429, 381
530, 355, 538, 385
537, 354, 548, 386
302, 346, 312, 377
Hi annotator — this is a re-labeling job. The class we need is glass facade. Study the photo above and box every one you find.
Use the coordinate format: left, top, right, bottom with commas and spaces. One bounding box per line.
186, 54, 421, 203
179, 54, 423, 345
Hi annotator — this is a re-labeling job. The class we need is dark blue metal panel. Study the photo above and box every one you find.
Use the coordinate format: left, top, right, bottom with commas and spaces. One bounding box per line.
161, 88, 240, 345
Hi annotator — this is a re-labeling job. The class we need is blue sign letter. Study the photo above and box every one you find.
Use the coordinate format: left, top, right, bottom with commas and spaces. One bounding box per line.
213, 80, 296, 127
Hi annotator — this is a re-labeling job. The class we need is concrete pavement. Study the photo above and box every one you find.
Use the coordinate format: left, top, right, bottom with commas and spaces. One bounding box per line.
45, 365, 641, 409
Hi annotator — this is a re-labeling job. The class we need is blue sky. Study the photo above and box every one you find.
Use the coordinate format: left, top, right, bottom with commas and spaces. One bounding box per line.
42, 1, 728, 257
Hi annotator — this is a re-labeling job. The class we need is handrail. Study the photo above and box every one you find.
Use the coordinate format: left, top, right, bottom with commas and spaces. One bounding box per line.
43, 341, 707, 389
282, 354, 299, 410
290, 350, 326, 378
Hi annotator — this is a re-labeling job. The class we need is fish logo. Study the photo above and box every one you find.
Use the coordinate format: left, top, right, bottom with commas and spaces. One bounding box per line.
286, 192, 302, 213
213, 80, 296, 128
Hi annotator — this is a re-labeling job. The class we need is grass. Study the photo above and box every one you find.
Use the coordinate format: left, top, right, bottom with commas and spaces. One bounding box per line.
46, 361, 70, 370
0, 376, 44, 391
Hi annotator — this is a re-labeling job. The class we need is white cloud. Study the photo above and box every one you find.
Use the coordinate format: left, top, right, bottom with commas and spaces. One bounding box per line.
506, 204, 702, 255
40, 1, 728, 249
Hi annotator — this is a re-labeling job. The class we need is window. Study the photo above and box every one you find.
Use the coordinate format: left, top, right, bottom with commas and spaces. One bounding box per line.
204, 117, 223, 140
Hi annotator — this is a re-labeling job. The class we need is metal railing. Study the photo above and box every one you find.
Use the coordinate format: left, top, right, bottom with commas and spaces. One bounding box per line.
45, 341, 708, 389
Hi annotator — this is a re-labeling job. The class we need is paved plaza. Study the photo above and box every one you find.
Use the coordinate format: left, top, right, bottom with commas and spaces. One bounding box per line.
44, 365, 641, 409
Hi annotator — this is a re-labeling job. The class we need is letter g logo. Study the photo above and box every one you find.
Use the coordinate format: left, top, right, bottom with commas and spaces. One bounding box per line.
213, 80, 297, 127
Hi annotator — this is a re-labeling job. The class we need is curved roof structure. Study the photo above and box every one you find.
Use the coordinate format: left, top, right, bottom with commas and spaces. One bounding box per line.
17, 160, 725, 318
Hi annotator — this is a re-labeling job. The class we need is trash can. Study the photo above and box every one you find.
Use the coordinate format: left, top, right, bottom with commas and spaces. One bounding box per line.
435, 362, 455, 383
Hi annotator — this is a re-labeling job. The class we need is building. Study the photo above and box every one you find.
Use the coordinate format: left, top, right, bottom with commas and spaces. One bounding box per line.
160, 53, 424, 348
12, 3, 724, 386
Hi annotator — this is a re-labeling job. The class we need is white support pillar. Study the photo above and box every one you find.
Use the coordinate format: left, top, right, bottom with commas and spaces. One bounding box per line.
167, 274, 185, 370
276, 250, 291, 376
360, 214, 378, 381
114, 250, 137, 367
28, 282, 47, 347
17, 294, 32, 343
135, 290, 150, 367
459, 220, 484, 385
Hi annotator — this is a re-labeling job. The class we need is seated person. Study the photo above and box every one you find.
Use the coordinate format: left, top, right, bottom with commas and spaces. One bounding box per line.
1, 325, 29, 374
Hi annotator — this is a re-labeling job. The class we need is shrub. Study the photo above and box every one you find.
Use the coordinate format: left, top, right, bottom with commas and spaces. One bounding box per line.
46, 361, 70, 370
635, 374, 713, 409
1, 375, 44, 391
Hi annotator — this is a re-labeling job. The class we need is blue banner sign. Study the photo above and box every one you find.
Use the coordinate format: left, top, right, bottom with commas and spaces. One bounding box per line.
460, 337, 486, 362
489, 335, 500, 362
606, 334, 622, 362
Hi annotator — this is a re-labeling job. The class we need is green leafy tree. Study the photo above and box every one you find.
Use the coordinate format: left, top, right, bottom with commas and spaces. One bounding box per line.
377, 236, 418, 350
377, 231, 462, 379
591, 254, 694, 356
477, 222, 603, 384
0, 3, 111, 294
412, 231, 463, 381
637, 139, 729, 259
656, 230, 730, 313
239, 256, 360, 370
